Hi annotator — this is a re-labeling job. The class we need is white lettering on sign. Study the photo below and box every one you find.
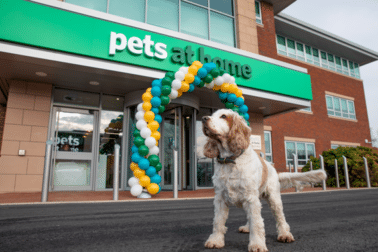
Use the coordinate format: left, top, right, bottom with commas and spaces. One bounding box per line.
56, 135, 80, 146
250, 135, 262, 150
109, 32, 168, 59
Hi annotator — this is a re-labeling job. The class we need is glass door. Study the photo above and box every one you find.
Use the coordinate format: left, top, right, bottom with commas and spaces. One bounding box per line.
51, 107, 98, 191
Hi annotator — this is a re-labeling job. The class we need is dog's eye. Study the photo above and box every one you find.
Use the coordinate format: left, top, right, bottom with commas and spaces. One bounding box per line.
220, 114, 227, 119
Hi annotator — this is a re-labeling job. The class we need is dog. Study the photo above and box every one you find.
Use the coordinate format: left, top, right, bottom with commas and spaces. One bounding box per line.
202, 109, 327, 252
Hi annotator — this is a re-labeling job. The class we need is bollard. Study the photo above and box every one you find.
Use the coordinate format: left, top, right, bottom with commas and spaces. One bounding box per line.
334, 159, 340, 188
289, 163, 292, 173
113, 144, 120, 201
363, 157, 371, 188
293, 154, 298, 192
310, 161, 314, 188
41, 140, 53, 202
342, 156, 350, 189
173, 149, 178, 199
319, 155, 326, 191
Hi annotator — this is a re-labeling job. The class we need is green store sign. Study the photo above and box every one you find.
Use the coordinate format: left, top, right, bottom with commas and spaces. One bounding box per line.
0, 0, 312, 100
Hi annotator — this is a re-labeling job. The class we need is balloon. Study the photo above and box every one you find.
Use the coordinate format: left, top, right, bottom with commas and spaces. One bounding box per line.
139, 175, 151, 187
138, 145, 149, 156
197, 68, 207, 78
168, 89, 178, 99
203, 62, 216, 72
218, 91, 228, 100
221, 83, 230, 93
174, 71, 185, 81
161, 85, 172, 96
151, 79, 162, 88
160, 95, 170, 106
142, 92, 152, 102
137, 103, 144, 111
138, 158, 150, 170
151, 107, 159, 115
165, 71, 175, 79
229, 84, 238, 94
135, 111, 145, 121
150, 174, 162, 184
229, 76, 236, 84
210, 68, 220, 78
146, 166, 157, 177
131, 152, 142, 163
235, 89, 243, 97
222, 73, 231, 83
136, 120, 147, 130
145, 137, 157, 148
188, 84, 195, 92
151, 131, 161, 141
162, 77, 172, 86
227, 93, 237, 103
148, 155, 160, 167
128, 177, 139, 187
232, 106, 239, 113
239, 105, 248, 113
133, 136, 144, 147
192, 60, 203, 69
179, 66, 189, 74
155, 162, 162, 172
131, 145, 139, 153
151, 86, 161, 97
130, 184, 143, 196
144, 111, 155, 123
179, 81, 190, 92
235, 97, 244, 106
184, 73, 195, 83
177, 90, 183, 97
206, 81, 214, 89
151, 97, 161, 107
133, 129, 140, 137
154, 114, 162, 124
140, 127, 152, 138
192, 76, 201, 86
142, 102, 152, 111
171, 79, 182, 90
133, 168, 145, 178
147, 183, 160, 195
214, 76, 224, 86
225, 102, 234, 109
243, 113, 250, 120
130, 162, 139, 171
148, 121, 159, 132
204, 74, 213, 84
158, 105, 165, 113
188, 65, 198, 75
149, 146, 159, 155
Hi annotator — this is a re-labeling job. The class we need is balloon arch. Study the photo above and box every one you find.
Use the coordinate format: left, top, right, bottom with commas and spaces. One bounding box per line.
128, 61, 250, 197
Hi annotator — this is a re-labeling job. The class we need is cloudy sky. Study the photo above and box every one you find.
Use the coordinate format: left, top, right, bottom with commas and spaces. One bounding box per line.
281, 0, 378, 145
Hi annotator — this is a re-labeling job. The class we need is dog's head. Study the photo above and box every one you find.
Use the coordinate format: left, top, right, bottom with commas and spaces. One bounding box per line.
202, 109, 251, 158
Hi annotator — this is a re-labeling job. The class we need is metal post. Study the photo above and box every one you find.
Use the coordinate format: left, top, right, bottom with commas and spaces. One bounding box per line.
342, 156, 350, 189
363, 157, 371, 188
113, 144, 120, 201
173, 149, 178, 199
293, 154, 298, 192
289, 163, 292, 173
334, 159, 340, 188
310, 161, 314, 187
41, 140, 53, 202
319, 155, 326, 191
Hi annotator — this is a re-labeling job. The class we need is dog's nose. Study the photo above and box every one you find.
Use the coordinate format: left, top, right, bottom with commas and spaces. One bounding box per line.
202, 116, 209, 123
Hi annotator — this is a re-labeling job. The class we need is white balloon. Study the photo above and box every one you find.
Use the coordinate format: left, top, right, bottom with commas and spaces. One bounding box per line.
222, 73, 231, 83
135, 111, 145, 121
137, 103, 144, 111
229, 76, 236, 84
140, 127, 152, 138
179, 66, 189, 74
128, 177, 139, 187
215, 76, 224, 86
175, 71, 185, 81
206, 81, 214, 89
130, 184, 143, 196
171, 79, 182, 90
168, 89, 178, 99
149, 146, 159, 155
145, 137, 157, 148
136, 119, 147, 130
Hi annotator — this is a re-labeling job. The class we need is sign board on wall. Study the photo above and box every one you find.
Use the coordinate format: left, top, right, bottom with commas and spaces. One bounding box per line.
251, 135, 262, 150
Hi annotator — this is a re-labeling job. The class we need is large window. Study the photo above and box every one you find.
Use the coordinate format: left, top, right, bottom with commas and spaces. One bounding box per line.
264, 131, 272, 163
65, 0, 236, 47
285, 141, 315, 167
276, 35, 360, 79
326, 95, 356, 120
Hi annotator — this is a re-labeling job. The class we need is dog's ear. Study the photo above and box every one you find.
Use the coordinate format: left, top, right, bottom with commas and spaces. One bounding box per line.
227, 113, 251, 155
203, 138, 220, 158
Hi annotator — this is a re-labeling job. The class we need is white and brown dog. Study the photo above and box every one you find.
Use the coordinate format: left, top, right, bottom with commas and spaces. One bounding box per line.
202, 109, 326, 252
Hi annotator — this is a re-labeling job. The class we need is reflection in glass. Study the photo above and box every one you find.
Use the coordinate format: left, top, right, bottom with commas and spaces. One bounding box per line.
126, 107, 137, 186
65, 0, 107, 12
54, 160, 91, 186
147, 0, 179, 31
210, 0, 233, 15
108, 0, 145, 22
210, 11, 235, 47
163, 116, 176, 186
181, 2, 208, 39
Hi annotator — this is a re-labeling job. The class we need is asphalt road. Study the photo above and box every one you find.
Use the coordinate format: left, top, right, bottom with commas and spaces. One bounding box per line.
1, 189, 378, 252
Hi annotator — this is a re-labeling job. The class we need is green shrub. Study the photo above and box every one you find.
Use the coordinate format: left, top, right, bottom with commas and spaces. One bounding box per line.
302, 146, 378, 187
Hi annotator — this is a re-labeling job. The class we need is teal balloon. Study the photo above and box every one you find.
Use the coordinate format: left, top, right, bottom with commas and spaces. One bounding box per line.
235, 97, 244, 106
151, 174, 162, 184
197, 68, 207, 78
148, 155, 160, 166
138, 158, 150, 170
138, 145, 149, 156
155, 162, 162, 172
227, 93, 237, 103
154, 114, 162, 124
151, 86, 161, 97
161, 85, 172, 96
239, 105, 248, 113
146, 166, 157, 177
134, 136, 144, 147
151, 97, 161, 107
243, 113, 250, 120
218, 91, 227, 100
188, 84, 195, 92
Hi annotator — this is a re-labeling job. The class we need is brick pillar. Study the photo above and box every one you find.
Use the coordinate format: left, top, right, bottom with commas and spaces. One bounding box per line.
0, 106, 6, 153
0, 80, 52, 193
248, 112, 265, 157
235, 0, 259, 54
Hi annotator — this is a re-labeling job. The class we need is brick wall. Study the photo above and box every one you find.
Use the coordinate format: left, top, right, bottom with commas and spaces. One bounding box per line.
258, 2, 372, 172
235, 0, 259, 54
0, 80, 52, 192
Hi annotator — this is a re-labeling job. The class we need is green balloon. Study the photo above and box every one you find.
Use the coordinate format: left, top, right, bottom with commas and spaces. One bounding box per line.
204, 74, 213, 84
231, 106, 239, 113
155, 162, 162, 172
161, 85, 172, 96
210, 68, 220, 78
198, 80, 205, 88
165, 71, 175, 79
138, 145, 149, 156
162, 77, 172, 86
134, 136, 144, 147
225, 102, 234, 109
246, 121, 250, 126
161, 95, 170, 106
158, 105, 165, 113
148, 155, 160, 167
219, 68, 225, 76
133, 129, 140, 137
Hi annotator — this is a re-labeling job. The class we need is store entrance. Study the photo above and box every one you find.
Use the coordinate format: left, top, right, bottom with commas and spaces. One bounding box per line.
160, 105, 196, 190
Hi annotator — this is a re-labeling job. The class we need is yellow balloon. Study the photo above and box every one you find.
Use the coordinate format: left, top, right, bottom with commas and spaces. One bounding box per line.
179, 81, 190, 92
188, 65, 198, 75
148, 121, 159, 132
235, 89, 243, 97
192, 60, 203, 69
229, 84, 238, 94
134, 169, 145, 178
184, 73, 195, 84
177, 90, 183, 97
142, 92, 152, 102
221, 83, 230, 93
241, 95, 245, 100
147, 183, 160, 195
139, 175, 151, 187
144, 111, 155, 123
146, 87, 152, 93
142, 102, 152, 111
151, 131, 161, 141
130, 162, 139, 171
213, 84, 222, 91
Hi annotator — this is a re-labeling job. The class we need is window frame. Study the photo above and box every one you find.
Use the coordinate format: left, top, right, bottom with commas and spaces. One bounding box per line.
326, 94, 356, 120
255, 1, 262, 25
285, 141, 316, 168
264, 131, 273, 163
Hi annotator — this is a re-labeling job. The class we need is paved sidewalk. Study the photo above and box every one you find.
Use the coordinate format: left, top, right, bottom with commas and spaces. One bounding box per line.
0, 186, 364, 204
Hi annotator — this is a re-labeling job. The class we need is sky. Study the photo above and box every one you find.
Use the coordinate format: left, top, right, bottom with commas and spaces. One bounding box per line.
281, 0, 378, 146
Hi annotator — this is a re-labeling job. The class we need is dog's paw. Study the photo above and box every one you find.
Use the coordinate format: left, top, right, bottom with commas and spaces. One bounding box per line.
277, 232, 295, 243
248, 243, 268, 252
204, 234, 225, 249
238, 225, 250, 233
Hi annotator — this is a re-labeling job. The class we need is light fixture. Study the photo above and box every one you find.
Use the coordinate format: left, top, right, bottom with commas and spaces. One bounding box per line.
89, 81, 100, 86
35, 72, 47, 77
259, 106, 266, 110
116, 98, 120, 101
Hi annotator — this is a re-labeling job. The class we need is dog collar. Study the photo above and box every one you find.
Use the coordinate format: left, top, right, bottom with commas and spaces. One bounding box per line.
217, 150, 244, 164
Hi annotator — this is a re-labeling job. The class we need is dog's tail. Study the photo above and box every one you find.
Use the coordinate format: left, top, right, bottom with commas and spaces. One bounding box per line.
278, 170, 327, 190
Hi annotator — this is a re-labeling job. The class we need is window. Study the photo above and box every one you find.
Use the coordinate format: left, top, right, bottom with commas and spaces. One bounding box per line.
305, 45, 313, 64
264, 131, 272, 163
285, 141, 315, 167
331, 144, 339, 149
296, 42, 305, 61
313, 48, 320, 66
342, 59, 349, 75
276, 35, 287, 55
328, 53, 335, 71
354, 63, 360, 78
335, 56, 342, 73
65, 0, 236, 47
326, 95, 356, 120
255, 1, 262, 24
321, 51, 328, 69
349, 60, 355, 77
287, 39, 296, 58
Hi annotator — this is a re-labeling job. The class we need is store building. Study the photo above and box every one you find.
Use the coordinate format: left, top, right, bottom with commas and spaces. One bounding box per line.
0, 0, 376, 193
